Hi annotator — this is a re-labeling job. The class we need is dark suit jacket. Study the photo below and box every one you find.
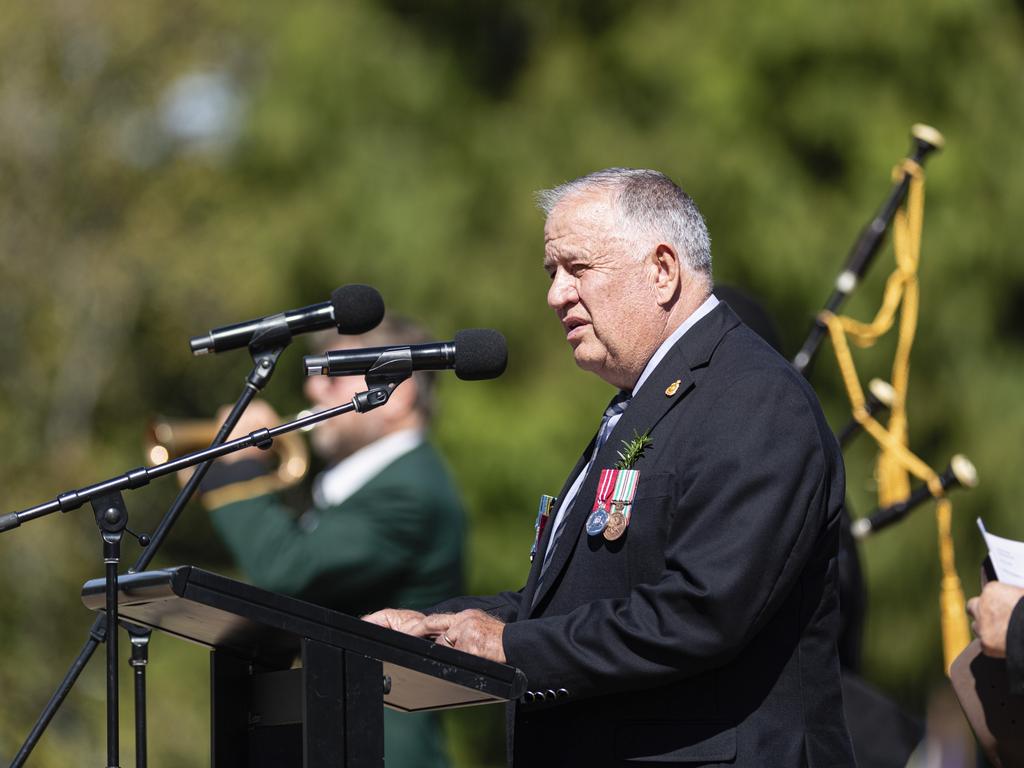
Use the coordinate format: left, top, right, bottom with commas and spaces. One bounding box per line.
435, 303, 855, 767
1009, 597, 1024, 696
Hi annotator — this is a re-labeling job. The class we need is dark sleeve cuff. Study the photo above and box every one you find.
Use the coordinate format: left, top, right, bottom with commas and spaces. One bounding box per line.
199, 459, 272, 493
502, 618, 527, 671
426, 590, 523, 623
1007, 597, 1024, 696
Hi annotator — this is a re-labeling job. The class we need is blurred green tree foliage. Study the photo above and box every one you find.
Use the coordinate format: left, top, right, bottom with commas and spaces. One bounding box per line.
2, 0, 1023, 764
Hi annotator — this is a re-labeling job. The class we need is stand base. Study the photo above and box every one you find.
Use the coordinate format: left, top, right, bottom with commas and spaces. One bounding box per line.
212, 639, 384, 768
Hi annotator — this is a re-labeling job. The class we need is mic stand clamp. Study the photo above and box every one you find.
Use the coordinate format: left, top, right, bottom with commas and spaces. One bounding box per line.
352, 346, 415, 413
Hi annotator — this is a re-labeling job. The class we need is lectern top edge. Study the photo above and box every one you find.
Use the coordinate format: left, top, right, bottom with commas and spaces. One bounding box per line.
81, 565, 526, 703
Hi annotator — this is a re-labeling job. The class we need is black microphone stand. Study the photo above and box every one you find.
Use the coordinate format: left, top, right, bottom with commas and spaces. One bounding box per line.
7, 319, 296, 767
5, 380, 407, 767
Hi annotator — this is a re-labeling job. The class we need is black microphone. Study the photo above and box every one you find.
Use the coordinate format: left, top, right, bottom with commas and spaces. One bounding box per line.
304, 328, 508, 381
189, 284, 385, 355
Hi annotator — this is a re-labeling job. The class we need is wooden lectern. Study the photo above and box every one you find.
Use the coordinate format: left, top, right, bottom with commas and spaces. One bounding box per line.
82, 566, 525, 768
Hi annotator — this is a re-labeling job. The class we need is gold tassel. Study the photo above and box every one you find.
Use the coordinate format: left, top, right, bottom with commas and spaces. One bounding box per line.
936, 498, 970, 673
820, 159, 970, 675
940, 575, 971, 673
876, 445, 911, 506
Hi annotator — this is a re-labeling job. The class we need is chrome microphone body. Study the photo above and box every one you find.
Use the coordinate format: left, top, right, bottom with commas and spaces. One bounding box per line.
190, 284, 385, 354
306, 341, 456, 377
305, 329, 507, 382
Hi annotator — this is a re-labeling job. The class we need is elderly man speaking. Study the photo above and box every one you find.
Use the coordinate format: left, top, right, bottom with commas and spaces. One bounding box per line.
367, 169, 855, 767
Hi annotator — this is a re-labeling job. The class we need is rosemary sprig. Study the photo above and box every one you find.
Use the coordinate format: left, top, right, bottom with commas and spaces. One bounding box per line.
615, 430, 652, 469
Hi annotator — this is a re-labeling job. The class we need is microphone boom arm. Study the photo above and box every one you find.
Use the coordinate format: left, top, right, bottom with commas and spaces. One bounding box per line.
0, 396, 376, 533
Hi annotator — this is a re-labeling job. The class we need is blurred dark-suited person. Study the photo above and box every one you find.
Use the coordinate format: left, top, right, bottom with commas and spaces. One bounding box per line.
367, 169, 855, 766
968, 581, 1024, 694
714, 284, 923, 768
200, 316, 465, 768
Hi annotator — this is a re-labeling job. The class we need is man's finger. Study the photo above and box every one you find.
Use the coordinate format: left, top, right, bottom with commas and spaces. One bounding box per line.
361, 610, 392, 628
361, 608, 425, 634
412, 613, 457, 638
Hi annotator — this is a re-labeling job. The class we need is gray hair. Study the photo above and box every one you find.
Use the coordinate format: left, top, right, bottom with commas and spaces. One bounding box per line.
536, 168, 712, 282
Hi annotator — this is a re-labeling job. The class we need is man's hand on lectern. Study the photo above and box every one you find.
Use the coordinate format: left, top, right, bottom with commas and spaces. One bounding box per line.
412, 610, 506, 663
362, 608, 426, 635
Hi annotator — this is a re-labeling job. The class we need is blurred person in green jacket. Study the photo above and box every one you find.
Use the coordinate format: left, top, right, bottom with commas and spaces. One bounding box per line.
200, 316, 466, 768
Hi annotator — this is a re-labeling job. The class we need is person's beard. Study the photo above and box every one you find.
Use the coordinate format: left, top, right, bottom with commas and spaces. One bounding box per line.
310, 419, 380, 465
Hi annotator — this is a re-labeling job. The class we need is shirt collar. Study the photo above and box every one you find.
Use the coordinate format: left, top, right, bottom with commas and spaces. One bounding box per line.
313, 428, 424, 508
632, 294, 719, 396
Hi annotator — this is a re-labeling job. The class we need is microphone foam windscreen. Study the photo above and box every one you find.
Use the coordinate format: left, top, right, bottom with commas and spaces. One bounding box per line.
332, 284, 385, 334
454, 329, 508, 381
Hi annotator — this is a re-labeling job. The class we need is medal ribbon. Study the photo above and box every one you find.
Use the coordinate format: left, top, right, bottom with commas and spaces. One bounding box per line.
592, 468, 619, 511
531, 494, 556, 561
612, 469, 639, 521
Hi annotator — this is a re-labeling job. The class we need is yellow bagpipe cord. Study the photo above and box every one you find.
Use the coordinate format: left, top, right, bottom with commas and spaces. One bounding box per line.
820, 160, 969, 674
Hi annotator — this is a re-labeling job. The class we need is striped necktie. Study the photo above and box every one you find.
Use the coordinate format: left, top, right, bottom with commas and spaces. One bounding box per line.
536, 391, 632, 584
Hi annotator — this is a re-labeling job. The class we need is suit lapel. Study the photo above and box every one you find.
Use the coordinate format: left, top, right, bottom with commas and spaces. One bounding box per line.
526, 303, 741, 615
518, 438, 594, 617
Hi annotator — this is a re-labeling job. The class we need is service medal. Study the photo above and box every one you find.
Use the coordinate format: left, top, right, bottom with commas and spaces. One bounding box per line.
603, 507, 627, 541
585, 506, 609, 536
604, 469, 640, 540
587, 468, 619, 536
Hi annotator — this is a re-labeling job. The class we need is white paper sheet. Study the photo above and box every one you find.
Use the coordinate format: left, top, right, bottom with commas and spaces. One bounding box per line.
977, 518, 1024, 588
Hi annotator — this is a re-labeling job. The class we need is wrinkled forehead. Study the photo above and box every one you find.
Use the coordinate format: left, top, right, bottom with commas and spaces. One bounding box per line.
543, 189, 643, 271
544, 188, 621, 240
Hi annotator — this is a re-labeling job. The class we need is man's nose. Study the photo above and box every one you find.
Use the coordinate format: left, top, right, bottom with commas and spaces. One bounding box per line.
547, 270, 577, 310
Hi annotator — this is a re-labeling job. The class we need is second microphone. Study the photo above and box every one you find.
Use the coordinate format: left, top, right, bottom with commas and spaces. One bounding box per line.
304, 328, 508, 382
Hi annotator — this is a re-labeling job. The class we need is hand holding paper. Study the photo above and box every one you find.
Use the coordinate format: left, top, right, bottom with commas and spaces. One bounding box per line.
977, 518, 1024, 588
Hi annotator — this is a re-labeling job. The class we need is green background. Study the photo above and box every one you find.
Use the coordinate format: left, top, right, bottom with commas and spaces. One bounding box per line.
1, 1, 1022, 764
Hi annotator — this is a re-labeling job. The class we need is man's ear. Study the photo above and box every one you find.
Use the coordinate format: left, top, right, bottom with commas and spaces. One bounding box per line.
651, 243, 681, 307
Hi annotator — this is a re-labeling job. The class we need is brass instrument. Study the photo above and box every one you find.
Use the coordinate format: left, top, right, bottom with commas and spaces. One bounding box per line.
146, 412, 313, 490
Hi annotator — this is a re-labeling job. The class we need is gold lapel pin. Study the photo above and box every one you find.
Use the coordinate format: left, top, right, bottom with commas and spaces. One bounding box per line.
665, 379, 681, 397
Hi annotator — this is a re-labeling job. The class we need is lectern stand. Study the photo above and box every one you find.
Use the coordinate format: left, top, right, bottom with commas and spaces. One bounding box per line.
82, 566, 525, 767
